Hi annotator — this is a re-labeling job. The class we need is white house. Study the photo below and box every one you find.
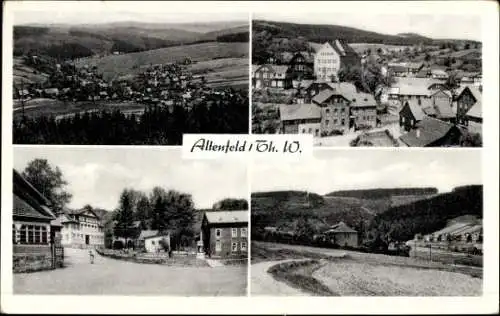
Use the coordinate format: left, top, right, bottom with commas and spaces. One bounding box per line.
138, 230, 171, 253
60, 208, 104, 249
313, 40, 360, 82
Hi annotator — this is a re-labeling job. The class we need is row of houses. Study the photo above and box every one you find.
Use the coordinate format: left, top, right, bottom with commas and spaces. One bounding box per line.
252, 40, 362, 89
398, 85, 482, 147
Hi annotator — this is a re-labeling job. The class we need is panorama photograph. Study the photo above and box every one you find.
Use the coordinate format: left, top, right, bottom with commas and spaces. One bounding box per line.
251, 13, 482, 147
12, 3, 249, 145
12, 147, 248, 296
251, 150, 483, 296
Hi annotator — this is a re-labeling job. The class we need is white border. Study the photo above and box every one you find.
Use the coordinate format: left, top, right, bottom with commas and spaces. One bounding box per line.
2, 1, 499, 314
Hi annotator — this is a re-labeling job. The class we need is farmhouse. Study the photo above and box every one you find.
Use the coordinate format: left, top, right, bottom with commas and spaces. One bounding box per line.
455, 86, 482, 125
136, 230, 171, 253
59, 208, 104, 249
201, 210, 248, 259
314, 40, 360, 81
12, 170, 64, 273
288, 51, 315, 79
399, 116, 464, 147
252, 64, 293, 89
323, 222, 358, 248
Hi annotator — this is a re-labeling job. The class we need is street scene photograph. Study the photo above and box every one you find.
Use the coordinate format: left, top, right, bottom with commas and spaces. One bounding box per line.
12, 147, 248, 295
12, 3, 249, 145
250, 150, 483, 296
251, 12, 482, 147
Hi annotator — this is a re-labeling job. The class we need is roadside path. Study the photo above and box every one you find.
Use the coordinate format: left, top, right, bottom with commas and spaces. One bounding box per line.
251, 259, 310, 296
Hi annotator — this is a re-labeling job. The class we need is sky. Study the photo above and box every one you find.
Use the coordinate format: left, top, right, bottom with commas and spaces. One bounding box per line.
11, 1, 249, 25
254, 12, 482, 42
252, 150, 482, 195
14, 147, 248, 210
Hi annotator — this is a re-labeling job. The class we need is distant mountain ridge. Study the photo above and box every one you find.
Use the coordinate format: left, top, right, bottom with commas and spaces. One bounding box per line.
253, 19, 480, 46
13, 21, 249, 58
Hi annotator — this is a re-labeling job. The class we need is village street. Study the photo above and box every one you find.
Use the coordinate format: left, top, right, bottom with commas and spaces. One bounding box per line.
14, 248, 247, 296
251, 259, 310, 296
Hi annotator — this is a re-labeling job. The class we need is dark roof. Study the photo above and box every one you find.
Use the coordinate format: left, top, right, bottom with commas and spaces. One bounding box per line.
13, 170, 56, 220
399, 117, 459, 147
312, 89, 335, 104
402, 100, 426, 121
327, 39, 358, 57
324, 221, 357, 234
138, 230, 169, 240
13, 194, 54, 220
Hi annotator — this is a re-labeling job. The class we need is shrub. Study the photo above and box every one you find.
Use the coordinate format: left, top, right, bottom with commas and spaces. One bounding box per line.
113, 240, 124, 250
328, 129, 344, 136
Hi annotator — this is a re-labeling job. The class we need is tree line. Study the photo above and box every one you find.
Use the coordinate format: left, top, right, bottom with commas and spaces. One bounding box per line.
13, 96, 249, 145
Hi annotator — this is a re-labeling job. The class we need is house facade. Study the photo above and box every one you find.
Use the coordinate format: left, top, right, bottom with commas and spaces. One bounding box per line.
201, 210, 248, 259
137, 230, 171, 253
323, 222, 359, 248
311, 89, 350, 134
289, 51, 314, 80
465, 102, 482, 135
13, 170, 64, 273
252, 64, 293, 89
60, 208, 104, 249
279, 103, 322, 134
314, 40, 360, 81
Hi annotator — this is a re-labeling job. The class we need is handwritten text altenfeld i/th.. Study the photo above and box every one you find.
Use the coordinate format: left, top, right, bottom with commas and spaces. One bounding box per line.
189, 138, 303, 154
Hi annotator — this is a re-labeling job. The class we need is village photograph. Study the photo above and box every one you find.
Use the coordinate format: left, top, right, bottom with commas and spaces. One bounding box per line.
12, 147, 248, 295
251, 13, 482, 147
12, 3, 249, 145
250, 150, 483, 296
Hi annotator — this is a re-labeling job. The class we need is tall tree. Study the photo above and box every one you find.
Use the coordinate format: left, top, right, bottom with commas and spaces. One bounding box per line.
21, 158, 72, 214
114, 189, 136, 247
213, 198, 249, 210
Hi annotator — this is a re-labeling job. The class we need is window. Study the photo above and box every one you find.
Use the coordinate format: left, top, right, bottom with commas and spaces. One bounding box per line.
334, 119, 338, 125
241, 228, 247, 237
302, 129, 306, 133
215, 241, 221, 252
152, 240, 155, 245
325, 119, 330, 126
241, 242, 247, 251
341, 119, 345, 125
215, 228, 222, 238
232, 228, 238, 238
334, 108, 338, 113
231, 242, 238, 252
325, 108, 330, 114
27, 225, 34, 243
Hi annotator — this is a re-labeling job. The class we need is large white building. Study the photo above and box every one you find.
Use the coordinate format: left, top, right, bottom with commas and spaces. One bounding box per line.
60, 208, 104, 249
314, 40, 360, 82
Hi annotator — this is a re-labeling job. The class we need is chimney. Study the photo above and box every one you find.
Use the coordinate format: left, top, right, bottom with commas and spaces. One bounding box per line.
416, 128, 421, 138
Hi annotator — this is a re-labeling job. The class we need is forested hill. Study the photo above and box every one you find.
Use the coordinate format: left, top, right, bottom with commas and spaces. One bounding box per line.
368, 185, 483, 241
253, 19, 481, 46
326, 188, 438, 199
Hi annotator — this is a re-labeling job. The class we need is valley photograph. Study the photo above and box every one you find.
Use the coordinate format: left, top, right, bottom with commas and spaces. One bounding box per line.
250, 150, 483, 296
11, 3, 249, 145
252, 13, 482, 147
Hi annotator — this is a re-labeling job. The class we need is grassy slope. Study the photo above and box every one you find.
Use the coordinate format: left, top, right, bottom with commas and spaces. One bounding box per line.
74, 42, 249, 82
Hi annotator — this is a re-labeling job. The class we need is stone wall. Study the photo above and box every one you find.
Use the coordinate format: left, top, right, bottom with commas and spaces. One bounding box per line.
13, 245, 53, 273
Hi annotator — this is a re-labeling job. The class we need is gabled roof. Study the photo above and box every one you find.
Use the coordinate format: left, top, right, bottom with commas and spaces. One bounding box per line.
433, 100, 455, 119
271, 65, 290, 75
324, 221, 357, 234
312, 89, 336, 104
13, 170, 56, 220
325, 40, 358, 57
350, 92, 376, 108
279, 103, 322, 121
457, 85, 482, 104
204, 210, 248, 224
399, 116, 460, 147
466, 101, 482, 118
402, 100, 426, 121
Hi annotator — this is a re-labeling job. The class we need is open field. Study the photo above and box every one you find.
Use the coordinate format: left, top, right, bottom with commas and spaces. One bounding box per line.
190, 57, 249, 89
252, 242, 482, 296
74, 42, 249, 82
13, 98, 145, 120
